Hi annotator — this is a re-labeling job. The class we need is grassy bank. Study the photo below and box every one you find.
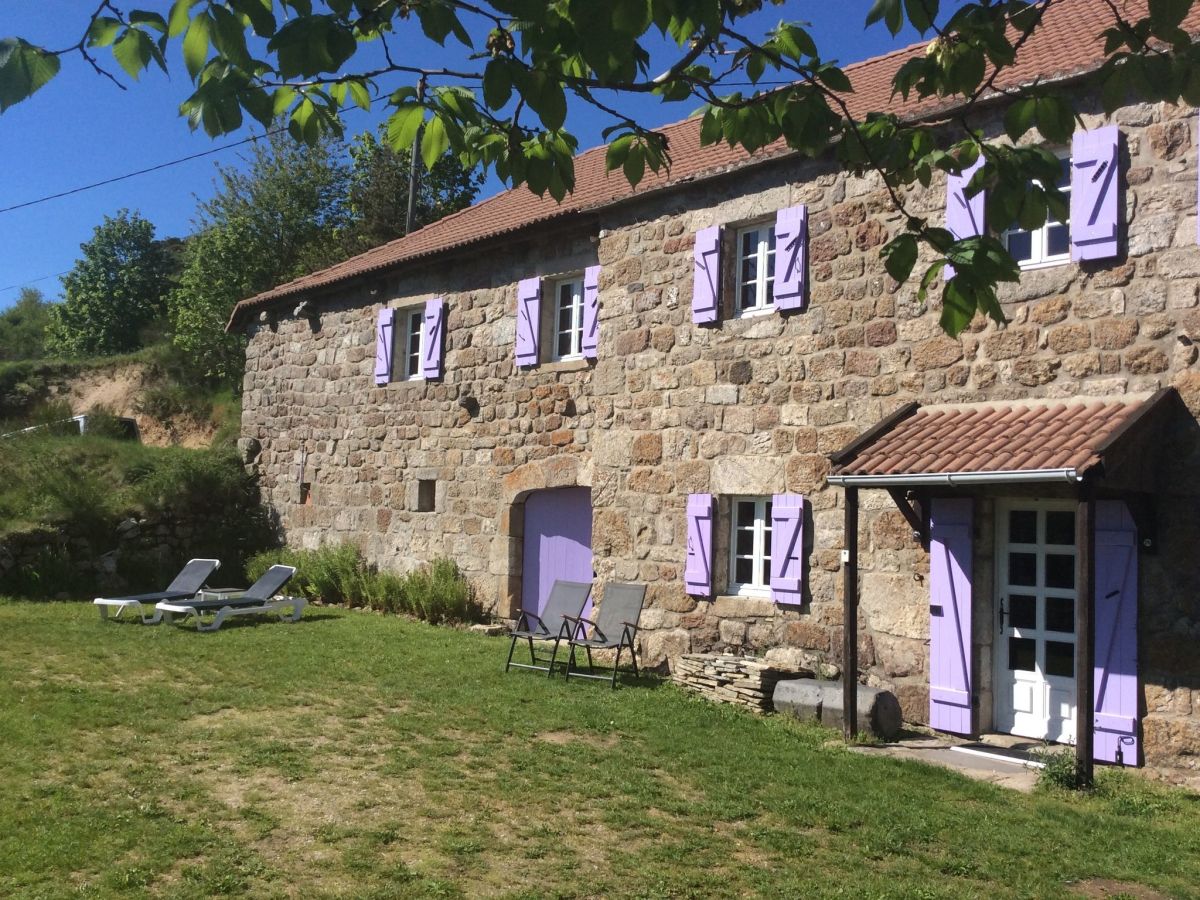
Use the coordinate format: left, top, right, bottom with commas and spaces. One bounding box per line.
1, 600, 1197, 898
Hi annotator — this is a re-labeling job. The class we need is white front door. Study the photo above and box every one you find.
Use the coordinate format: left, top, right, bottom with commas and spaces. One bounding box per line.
993, 502, 1078, 744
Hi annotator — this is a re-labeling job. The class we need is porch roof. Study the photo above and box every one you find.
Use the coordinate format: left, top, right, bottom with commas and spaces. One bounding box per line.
826, 390, 1178, 488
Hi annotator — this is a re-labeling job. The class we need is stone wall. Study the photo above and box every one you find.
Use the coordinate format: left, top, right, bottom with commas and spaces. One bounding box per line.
241, 97, 1200, 771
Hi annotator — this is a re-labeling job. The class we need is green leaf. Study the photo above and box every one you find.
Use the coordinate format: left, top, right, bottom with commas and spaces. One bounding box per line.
345, 79, 371, 111
882, 233, 918, 282
521, 70, 567, 130
605, 133, 634, 171
482, 59, 512, 110
0, 38, 61, 112
210, 5, 253, 71
940, 280, 975, 336
386, 103, 425, 150
183, 13, 211, 80
112, 29, 153, 81
903, 0, 938, 34
421, 114, 450, 169
87, 18, 123, 48
168, 0, 199, 37
229, 0, 278, 38
1003, 97, 1036, 140
623, 142, 645, 187
129, 10, 168, 34
866, 0, 903, 35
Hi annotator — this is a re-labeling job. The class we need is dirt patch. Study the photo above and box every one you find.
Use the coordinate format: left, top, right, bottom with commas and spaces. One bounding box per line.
535, 730, 619, 747
1070, 880, 1170, 899
51, 361, 216, 448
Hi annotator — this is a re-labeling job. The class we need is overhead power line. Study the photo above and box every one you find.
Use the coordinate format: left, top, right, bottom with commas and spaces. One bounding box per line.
0, 127, 287, 217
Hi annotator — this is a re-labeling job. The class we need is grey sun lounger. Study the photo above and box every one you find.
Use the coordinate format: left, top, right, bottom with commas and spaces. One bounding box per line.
505, 579, 591, 676
563, 582, 647, 688
94, 558, 221, 624
156, 564, 303, 632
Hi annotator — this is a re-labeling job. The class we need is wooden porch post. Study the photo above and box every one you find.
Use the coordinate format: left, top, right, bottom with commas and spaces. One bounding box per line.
843, 486, 859, 741
1075, 488, 1096, 785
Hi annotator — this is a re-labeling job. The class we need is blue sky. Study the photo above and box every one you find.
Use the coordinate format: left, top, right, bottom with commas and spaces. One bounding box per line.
0, 2, 933, 309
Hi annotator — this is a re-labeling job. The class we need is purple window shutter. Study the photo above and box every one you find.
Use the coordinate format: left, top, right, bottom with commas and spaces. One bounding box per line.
769, 493, 805, 603
945, 158, 985, 280
374, 308, 395, 385
773, 205, 808, 312
929, 497, 973, 735
422, 297, 446, 379
582, 264, 600, 359
1071, 126, 1120, 261
515, 277, 541, 367
1094, 500, 1139, 766
684, 493, 714, 596
692, 225, 721, 324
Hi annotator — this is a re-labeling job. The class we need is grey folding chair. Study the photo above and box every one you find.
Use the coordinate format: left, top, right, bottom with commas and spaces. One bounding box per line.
94, 558, 221, 624
563, 583, 647, 688
505, 580, 591, 677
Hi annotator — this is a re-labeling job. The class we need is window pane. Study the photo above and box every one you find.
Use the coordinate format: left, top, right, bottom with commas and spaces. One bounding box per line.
1046, 640, 1075, 678
741, 282, 757, 311
557, 330, 572, 358
735, 528, 754, 557
1045, 596, 1075, 634
1008, 552, 1037, 587
1009, 594, 1036, 630
1045, 554, 1075, 589
741, 229, 759, 256
735, 557, 753, 585
1009, 510, 1037, 544
736, 501, 755, 527
1045, 511, 1075, 546
762, 523, 772, 563
1046, 223, 1070, 257
1008, 637, 1036, 672
1007, 229, 1033, 263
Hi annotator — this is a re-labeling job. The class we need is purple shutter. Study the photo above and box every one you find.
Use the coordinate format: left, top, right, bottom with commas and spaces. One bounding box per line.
1094, 500, 1139, 766
945, 158, 985, 280
692, 225, 721, 324
515, 276, 541, 367
773, 205, 808, 311
684, 493, 714, 596
422, 297, 446, 379
374, 308, 395, 385
929, 497, 973, 735
1071, 126, 1120, 261
769, 493, 805, 603
582, 264, 600, 359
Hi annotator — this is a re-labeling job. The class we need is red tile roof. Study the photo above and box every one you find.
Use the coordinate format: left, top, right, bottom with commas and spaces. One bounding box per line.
228, 0, 1195, 327
829, 396, 1157, 481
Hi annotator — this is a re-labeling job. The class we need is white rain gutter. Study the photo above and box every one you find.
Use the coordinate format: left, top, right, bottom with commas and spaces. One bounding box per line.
826, 468, 1082, 487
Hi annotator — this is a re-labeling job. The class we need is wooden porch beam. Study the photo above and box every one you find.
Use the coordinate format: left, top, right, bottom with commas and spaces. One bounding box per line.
886, 487, 928, 548
1075, 487, 1096, 786
843, 486, 859, 741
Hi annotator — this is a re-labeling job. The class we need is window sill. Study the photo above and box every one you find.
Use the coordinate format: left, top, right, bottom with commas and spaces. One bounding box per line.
733, 306, 775, 320
724, 586, 771, 600
537, 358, 592, 374
1016, 256, 1070, 272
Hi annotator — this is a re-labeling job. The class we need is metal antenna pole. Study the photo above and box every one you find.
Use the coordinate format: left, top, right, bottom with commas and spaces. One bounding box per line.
405, 74, 427, 236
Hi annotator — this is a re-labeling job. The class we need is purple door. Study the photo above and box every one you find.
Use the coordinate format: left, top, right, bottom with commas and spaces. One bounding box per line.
522, 488, 593, 617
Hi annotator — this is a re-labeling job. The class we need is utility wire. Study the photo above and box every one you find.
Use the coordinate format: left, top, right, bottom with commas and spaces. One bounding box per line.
0, 270, 68, 295
0, 127, 286, 217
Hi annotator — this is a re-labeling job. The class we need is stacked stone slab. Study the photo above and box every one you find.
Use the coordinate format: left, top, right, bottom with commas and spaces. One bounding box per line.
672, 652, 811, 712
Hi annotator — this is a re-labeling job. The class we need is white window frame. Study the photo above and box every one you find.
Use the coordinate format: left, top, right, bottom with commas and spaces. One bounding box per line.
1001, 151, 1071, 271
551, 276, 584, 362
728, 495, 773, 597
397, 307, 425, 381
735, 223, 776, 317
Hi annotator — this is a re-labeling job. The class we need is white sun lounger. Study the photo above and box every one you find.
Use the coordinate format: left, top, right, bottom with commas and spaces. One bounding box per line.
94, 558, 221, 624
156, 565, 303, 632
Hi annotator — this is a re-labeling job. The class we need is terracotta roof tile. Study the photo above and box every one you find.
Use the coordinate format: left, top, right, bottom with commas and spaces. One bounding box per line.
228, 0, 1199, 327
831, 396, 1156, 480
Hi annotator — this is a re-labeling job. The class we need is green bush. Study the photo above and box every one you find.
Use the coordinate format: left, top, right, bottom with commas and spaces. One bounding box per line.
246, 545, 482, 625
1033, 747, 1091, 792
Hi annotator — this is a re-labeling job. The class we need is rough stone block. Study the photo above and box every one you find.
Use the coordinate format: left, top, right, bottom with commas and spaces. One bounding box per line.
773, 679, 903, 740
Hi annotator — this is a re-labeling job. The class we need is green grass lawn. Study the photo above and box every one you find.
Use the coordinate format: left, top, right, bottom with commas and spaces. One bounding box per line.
2, 600, 1198, 899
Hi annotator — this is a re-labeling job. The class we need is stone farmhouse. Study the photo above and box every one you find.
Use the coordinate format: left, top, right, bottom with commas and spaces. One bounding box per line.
229, 0, 1200, 773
